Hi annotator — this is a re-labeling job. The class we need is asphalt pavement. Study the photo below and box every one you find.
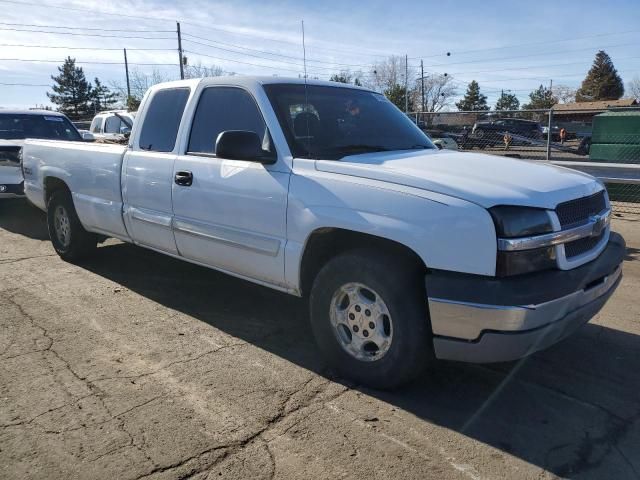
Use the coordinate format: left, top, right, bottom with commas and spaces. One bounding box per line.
1, 199, 639, 480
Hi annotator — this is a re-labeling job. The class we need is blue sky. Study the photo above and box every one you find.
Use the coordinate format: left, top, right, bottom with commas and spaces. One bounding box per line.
0, 0, 638, 110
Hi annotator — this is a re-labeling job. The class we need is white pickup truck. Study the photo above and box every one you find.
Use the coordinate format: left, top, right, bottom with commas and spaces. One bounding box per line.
22, 77, 625, 388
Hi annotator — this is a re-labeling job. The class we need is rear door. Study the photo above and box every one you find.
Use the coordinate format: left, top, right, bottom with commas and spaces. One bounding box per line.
171, 86, 290, 286
122, 87, 190, 254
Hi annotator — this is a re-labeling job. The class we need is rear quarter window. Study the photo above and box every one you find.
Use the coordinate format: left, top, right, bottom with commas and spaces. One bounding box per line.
138, 88, 190, 152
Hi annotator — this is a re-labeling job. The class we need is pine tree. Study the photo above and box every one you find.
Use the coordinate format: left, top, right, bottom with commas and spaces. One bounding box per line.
47, 57, 94, 119
495, 92, 520, 111
384, 84, 414, 111
456, 81, 489, 111
522, 84, 556, 109
90, 78, 119, 113
329, 73, 351, 83
576, 51, 624, 101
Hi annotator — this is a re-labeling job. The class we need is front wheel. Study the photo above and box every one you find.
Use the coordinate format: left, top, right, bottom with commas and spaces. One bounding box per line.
310, 249, 432, 389
47, 190, 97, 262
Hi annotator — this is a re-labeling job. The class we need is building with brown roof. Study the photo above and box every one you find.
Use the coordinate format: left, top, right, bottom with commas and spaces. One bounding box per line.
553, 98, 638, 122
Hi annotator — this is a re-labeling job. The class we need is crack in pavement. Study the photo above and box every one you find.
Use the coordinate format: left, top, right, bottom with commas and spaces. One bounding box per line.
473, 364, 632, 424
1, 292, 157, 467
2, 289, 346, 480
131, 377, 348, 480
545, 408, 640, 478
0, 393, 96, 429
87, 341, 250, 384
0, 253, 57, 265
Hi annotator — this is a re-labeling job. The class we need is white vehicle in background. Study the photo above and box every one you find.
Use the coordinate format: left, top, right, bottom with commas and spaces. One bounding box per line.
0, 110, 84, 198
89, 110, 135, 140
431, 134, 459, 151
21, 77, 625, 388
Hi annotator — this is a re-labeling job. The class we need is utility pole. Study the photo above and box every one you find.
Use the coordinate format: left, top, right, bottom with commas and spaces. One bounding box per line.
123, 48, 131, 102
404, 54, 408, 113
177, 22, 184, 80
420, 60, 425, 114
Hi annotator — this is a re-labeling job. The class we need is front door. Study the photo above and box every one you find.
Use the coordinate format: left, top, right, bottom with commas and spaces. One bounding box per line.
171, 86, 290, 287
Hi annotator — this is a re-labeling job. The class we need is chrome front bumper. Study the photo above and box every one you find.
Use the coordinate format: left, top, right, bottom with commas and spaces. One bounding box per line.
426, 233, 625, 363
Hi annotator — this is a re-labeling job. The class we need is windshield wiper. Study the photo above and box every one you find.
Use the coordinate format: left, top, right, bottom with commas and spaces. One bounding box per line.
323, 144, 392, 156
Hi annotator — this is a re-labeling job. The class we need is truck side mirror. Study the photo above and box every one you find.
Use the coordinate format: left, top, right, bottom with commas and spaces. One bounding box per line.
215, 130, 275, 164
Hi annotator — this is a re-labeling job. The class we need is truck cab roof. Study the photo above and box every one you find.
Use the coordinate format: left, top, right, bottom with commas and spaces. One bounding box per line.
148, 76, 373, 93
0, 109, 66, 116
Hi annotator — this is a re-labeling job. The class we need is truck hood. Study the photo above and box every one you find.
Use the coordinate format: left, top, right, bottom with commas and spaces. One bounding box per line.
315, 149, 601, 209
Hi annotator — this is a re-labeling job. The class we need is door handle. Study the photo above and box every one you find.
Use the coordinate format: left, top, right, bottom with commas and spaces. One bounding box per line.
174, 171, 193, 186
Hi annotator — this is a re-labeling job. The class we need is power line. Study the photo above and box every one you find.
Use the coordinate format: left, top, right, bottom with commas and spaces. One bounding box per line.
182, 38, 362, 73
0, 43, 174, 51
0, 58, 177, 66
447, 55, 640, 77
0, 26, 174, 40
182, 32, 377, 69
183, 48, 307, 74
0, 0, 397, 60
0, 0, 175, 24
0, 81, 50, 87
0, 21, 173, 33
422, 42, 637, 68
182, 38, 306, 68
409, 29, 640, 60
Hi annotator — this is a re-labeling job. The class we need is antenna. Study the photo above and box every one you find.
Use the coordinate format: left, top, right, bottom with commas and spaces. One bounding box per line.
301, 20, 311, 157
302, 20, 308, 81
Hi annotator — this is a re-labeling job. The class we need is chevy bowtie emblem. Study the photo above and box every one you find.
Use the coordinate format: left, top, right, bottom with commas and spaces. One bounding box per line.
590, 214, 607, 237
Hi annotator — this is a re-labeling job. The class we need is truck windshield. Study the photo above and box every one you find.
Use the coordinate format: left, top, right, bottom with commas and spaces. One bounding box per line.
0, 114, 81, 141
264, 84, 435, 160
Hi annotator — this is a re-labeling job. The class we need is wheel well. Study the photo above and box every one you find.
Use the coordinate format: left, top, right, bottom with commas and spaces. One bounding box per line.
44, 177, 70, 205
299, 228, 427, 297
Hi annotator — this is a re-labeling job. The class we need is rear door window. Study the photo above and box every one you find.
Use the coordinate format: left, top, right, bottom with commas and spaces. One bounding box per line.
90, 117, 104, 133
104, 116, 122, 134
139, 88, 190, 152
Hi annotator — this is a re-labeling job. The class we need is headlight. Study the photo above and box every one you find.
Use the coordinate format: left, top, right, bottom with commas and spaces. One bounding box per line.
489, 206, 556, 277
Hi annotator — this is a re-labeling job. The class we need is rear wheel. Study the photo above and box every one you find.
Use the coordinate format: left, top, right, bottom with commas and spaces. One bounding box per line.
310, 249, 432, 389
47, 190, 97, 261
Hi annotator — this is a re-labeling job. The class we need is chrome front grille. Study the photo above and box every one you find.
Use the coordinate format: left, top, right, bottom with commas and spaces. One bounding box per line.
564, 230, 606, 258
556, 190, 607, 228
556, 190, 608, 260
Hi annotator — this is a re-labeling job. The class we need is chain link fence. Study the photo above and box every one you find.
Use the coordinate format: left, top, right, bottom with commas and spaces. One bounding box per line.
413, 108, 640, 215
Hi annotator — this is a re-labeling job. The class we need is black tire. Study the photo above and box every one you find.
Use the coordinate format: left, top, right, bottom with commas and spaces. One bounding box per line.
47, 190, 97, 262
309, 249, 432, 389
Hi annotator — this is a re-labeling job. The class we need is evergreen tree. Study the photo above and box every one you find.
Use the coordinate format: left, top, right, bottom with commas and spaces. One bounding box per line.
495, 91, 520, 111
329, 73, 351, 83
127, 96, 141, 111
90, 78, 119, 113
522, 84, 556, 109
47, 57, 94, 119
329, 71, 364, 86
576, 50, 624, 101
456, 81, 489, 111
384, 84, 414, 111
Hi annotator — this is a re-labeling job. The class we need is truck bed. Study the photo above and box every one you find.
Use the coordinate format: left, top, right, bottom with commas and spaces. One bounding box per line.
23, 139, 129, 239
